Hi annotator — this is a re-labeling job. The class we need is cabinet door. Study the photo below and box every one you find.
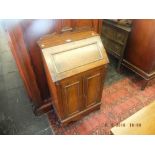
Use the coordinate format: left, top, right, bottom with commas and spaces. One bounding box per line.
83, 69, 104, 108
60, 76, 83, 118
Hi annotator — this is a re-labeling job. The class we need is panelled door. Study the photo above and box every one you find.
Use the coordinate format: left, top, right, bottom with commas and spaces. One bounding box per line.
60, 75, 84, 118
83, 69, 104, 108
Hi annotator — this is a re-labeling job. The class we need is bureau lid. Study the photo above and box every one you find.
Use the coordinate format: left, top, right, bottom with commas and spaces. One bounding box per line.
39, 31, 109, 82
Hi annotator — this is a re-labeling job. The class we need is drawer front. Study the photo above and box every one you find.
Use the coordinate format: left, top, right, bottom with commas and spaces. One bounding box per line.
115, 31, 127, 44
102, 37, 122, 56
102, 24, 127, 44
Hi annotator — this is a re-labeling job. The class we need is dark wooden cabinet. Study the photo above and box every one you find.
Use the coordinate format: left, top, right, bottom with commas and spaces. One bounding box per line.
38, 30, 109, 125
4, 19, 102, 115
101, 20, 131, 71
123, 20, 155, 89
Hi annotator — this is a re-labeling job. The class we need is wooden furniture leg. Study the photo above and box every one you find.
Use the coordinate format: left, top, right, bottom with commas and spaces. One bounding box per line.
141, 80, 149, 90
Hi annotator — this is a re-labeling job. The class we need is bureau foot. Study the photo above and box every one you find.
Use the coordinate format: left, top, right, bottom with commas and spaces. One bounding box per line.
141, 80, 149, 90
60, 103, 101, 126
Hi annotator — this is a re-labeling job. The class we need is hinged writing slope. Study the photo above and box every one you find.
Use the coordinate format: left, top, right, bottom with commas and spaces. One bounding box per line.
41, 35, 109, 82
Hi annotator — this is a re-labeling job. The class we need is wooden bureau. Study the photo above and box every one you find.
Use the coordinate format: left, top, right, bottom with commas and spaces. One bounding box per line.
38, 30, 109, 125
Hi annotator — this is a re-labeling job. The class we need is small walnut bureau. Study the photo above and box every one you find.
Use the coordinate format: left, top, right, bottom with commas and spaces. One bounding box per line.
38, 30, 109, 125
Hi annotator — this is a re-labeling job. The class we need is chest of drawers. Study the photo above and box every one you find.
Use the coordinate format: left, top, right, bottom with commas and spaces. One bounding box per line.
101, 20, 131, 72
